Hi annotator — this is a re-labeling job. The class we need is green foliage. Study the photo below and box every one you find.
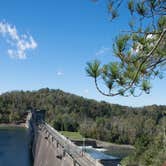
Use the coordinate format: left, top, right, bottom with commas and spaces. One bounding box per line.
9, 112, 20, 123
87, 0, 166, 97
86, 60, 101, 78
128, 0, 134, 15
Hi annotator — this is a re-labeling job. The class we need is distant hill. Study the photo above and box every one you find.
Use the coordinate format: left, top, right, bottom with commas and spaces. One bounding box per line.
0, 88, 165, 165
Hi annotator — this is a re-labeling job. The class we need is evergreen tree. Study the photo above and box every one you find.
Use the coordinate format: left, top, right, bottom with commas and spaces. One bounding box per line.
86, 0, 166, 97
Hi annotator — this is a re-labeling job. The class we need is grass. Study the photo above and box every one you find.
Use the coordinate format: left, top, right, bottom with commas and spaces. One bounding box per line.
60, 131, 83, 140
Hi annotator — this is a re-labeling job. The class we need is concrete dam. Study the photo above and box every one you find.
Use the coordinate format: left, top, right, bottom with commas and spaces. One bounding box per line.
27, 110, 120, 166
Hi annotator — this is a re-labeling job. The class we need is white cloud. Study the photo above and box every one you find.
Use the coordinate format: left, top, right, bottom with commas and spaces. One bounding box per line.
0, 21, 37, 59
131, 34, 156, 55
84, 89, 89, 94
131, 43, 143, 54
56, 71, 64, 76
146, 34, 153, 39
95, 46, 110, 56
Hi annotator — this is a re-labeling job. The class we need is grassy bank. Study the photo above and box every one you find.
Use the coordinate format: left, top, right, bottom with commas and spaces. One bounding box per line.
60, 131, 83, 140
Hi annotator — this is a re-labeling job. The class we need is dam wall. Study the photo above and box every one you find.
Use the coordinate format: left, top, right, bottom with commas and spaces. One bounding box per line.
33, 127, 76, 166
28, 110, 103, 166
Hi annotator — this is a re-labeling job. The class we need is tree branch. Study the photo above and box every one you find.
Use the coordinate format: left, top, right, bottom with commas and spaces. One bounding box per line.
93, 29, 166, 97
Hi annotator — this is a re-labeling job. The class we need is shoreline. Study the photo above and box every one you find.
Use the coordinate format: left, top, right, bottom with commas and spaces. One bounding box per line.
0, 123, 27, 128
83, 138, 135, 149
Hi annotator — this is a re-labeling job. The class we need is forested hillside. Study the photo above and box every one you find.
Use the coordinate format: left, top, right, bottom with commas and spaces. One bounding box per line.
0, 88, 165, 165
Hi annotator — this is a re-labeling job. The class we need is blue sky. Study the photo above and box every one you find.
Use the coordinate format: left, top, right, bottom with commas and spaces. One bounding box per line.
0, 0, 165, 107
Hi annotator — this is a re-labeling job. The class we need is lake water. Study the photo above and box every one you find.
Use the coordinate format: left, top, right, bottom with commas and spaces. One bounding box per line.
0, 127, 33, 166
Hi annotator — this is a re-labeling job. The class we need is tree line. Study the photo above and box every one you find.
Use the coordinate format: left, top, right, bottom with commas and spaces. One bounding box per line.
0, 88, 165, 165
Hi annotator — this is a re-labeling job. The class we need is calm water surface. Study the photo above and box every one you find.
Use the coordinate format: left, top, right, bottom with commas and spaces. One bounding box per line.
0, 127, 33, 166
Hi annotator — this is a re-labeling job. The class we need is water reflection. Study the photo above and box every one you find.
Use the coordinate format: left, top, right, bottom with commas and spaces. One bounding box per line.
0, 127, 33, 166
